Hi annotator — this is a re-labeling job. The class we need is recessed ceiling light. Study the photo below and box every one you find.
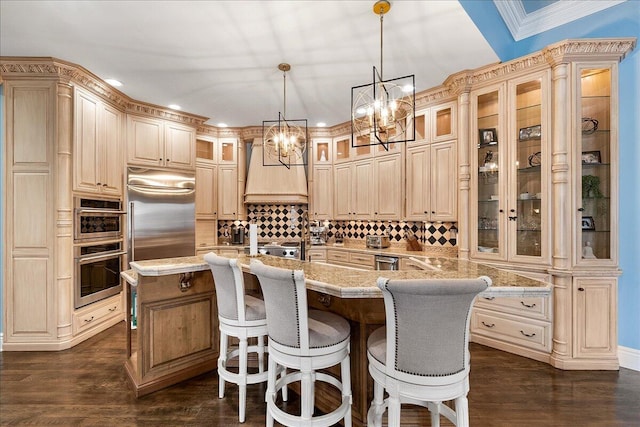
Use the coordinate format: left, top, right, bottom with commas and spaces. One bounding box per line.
104, 78, 122, 87
316, 122, 326, 127
168, 104, 181, 110
217, 123, 228, 128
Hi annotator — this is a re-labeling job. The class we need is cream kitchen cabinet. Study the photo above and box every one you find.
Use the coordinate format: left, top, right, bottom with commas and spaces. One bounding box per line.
73, 87, 124, 197
217, 164, 239, 219
196, 219, 217, 253
333, 160, 374, 220
373, 152, 403, 220
311, 165, 333, 221
573, 277, 617, 362
195, 163, 217, 219
470, 71, 551, 265
406, 140, 456, 222
333, 153, 401, 221
127, 114, 195, 170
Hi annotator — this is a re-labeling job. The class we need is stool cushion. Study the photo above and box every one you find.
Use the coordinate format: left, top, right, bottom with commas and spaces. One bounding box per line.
244, 295, 267, 321
308, 309, 350, 349
367, 326, 386, 365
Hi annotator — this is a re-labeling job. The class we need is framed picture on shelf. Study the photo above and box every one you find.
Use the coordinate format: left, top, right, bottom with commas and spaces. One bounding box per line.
519, 124, 541, 141
581, 216, 596, 231
581, 150, 602, 164
479, 128, 497, 146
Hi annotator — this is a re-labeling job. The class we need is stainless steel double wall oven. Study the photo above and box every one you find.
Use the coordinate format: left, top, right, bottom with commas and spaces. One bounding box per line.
74, 197, 126, 308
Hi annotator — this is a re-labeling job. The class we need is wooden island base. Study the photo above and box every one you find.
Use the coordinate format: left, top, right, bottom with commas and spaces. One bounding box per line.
124, 271, 218, 398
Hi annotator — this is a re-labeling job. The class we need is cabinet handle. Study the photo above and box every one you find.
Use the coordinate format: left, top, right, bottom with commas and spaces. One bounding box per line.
96, 182, 101, 186
578, 287, 585, 291
318, 294, 331, 307
483, 296, 495, 300
84, 316, 95, 323
108, 306, 117, 312
520, 301, 536, 308
178, 272, 193, 292
508, 216, 518, 221
520, 330, 536, 338
102, 183, 108, 187
481, 321, 495, 328
578, 207, 585, 212
510, 209, 515, 213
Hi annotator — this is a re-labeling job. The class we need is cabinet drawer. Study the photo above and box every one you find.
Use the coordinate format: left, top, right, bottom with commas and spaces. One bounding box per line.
307, 249, 326, 262
471, 308, 551, 353
217, 249, 240, 258
474, 295, 551, 321
74, 295, 122, 334
349, 252, 375, 269
327, 250, 350, 264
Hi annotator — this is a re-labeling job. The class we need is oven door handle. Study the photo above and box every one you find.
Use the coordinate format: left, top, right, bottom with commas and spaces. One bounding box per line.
76, 208, 127, 215
76, 250, 127, 264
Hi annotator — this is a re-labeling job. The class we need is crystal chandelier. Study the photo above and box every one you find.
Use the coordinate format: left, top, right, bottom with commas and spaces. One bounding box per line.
262, 63, 308, 168
351, 0, 415, 149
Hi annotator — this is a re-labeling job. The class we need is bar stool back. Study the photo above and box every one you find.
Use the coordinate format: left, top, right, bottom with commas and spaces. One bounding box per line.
204, 252, 269, 423
251, 260, 352, 427
367, 276, 490, 427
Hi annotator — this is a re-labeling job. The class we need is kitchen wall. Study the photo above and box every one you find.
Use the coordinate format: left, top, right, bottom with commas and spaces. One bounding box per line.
461, 0, 640, 365
218, 204, 458, 247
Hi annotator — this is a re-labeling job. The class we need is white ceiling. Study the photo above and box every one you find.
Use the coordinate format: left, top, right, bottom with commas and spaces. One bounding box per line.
0, 1, 500, 128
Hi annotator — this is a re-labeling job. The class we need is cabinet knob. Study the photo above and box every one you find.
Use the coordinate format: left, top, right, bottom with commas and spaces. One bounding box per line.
578, 207, 585, 212
510, 209, 515, 213
431, 211, 435, 214
499, 209, 504, 213
167, 159, 170, 162
578, 287, 585, 291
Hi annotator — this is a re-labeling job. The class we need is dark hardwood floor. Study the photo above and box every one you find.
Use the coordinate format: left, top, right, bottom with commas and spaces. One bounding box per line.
1, 321, 639, 426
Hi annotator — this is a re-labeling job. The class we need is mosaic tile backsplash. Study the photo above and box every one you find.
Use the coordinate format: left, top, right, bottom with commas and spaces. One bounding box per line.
218, 204, 457, 247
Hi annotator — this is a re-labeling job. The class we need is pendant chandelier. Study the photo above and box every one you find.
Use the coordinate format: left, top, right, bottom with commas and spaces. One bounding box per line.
351, 0, 415, 149
262, 63, 308, 168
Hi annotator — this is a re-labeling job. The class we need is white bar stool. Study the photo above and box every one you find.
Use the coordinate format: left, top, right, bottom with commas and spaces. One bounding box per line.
367, 276, 490, 427
204, 252, 271, 423
251, 260, 352, 427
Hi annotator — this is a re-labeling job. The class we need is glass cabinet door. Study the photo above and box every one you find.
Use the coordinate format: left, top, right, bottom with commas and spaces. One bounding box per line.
475, 88, 503, 256
512, 78, 544, 259
577, 67, 614, 263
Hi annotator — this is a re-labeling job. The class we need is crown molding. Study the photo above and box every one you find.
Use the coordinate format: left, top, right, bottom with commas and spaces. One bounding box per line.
494, 0, 627, 41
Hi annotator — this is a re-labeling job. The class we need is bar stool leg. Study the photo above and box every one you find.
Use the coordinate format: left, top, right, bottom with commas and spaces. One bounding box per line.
257, 335, 265, 373
341, 355, 352, 427
239, 337, 248, 423
218, 331, 228, 398
455, 396, 469, 427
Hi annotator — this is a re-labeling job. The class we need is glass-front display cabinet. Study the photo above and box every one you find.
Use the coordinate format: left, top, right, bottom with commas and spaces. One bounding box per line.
472, 72, 549, 263
576, 66, 615, 265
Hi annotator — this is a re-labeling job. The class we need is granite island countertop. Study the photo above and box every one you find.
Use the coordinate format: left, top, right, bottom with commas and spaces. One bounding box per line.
124, 254, 551, 298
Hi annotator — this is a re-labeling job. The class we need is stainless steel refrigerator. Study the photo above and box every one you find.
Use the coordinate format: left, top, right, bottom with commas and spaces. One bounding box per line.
127, 167, 196, 264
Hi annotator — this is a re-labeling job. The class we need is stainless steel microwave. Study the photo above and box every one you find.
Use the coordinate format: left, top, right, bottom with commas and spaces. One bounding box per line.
74, 197, 126, 241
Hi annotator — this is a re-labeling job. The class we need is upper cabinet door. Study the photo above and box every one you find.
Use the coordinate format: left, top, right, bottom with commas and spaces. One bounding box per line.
508, 73, 550, 263
432, 101, 457, 142
127, 115, 164, 167
472, 84, 506, 260
164, 122, 195, 169
575, 65, 617, 267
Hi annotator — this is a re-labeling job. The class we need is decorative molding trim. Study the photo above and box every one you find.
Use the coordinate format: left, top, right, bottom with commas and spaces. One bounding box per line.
619, 346, 640, 371
494, 0, 627, 42
0, 57, 209, 126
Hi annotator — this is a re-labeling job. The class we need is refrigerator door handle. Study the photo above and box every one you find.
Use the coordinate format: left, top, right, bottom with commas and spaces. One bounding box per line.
130, 202, 135, 262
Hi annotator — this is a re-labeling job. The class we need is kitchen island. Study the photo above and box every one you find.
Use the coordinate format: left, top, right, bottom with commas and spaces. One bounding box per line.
123, 254, 550, 424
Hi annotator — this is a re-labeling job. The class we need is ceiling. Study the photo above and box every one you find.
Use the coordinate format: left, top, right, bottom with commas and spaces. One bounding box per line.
1, 1, 502, 128
0, 1, 627, 128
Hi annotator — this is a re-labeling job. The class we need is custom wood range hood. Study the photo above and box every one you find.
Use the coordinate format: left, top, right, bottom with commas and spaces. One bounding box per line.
244, 138, 309, 205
